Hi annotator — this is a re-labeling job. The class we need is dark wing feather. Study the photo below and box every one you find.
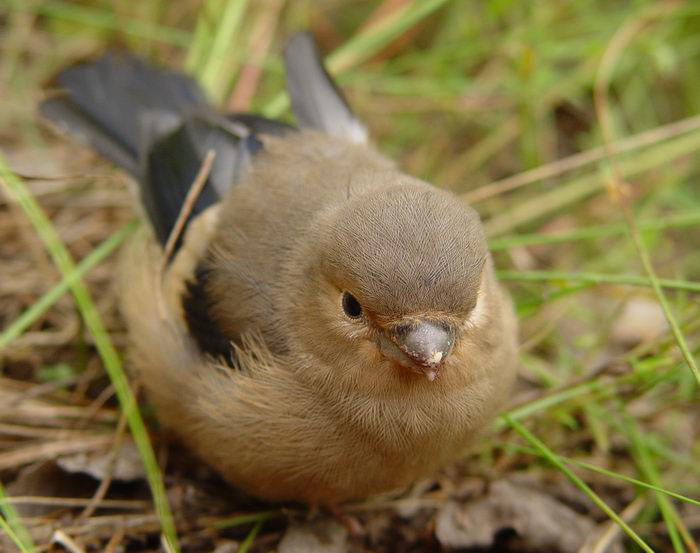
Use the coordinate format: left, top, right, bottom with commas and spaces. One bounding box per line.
40, 96, 139, 174
228, 113, 296, 137
40, 41, 357, 366
182, 265, 237, 367
283, 32, 367, 143
54, 52, 207, 168
39, 52, 265, 250
140, 120, 221, 248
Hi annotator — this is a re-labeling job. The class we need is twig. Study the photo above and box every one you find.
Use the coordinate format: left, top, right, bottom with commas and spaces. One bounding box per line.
578, 497, 646, 553
78, 386, 132, 519
0, 435, 113, 470
103, 527, 124, 553
0, 497, 147, 510
159, 149, 216, 271
463, 112, 700, 204
227, 0, 284, 111
51, 530, 85, 553
74, 383, 115, 430
156, 149, 216, 319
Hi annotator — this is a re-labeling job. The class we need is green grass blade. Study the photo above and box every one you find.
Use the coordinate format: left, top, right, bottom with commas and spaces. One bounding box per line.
589, 0, 700, 392
210, 509, 283, 530
504, 415, 655, 553
503, 445, 700, 508
32, 0, 191, 47
489, 211, 700, 250
625, 417, 685, 553
484, 128, 700, 236
262, 0, 452, 118
0, 158, 180, 553
496, 380, 607, 429
187, 0, 249, 104
496, 270, 700, 293
237, 520, 264, 553
0, 515, 32, 553
624, 218, 700, 389
0, 219, 139, 350
0, 483, 35, 553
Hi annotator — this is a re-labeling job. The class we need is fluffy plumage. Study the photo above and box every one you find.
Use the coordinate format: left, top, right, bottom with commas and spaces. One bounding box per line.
41, 33, 518, 505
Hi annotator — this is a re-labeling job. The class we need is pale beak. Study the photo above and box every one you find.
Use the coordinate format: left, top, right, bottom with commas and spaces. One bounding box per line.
379, 320, 455, 380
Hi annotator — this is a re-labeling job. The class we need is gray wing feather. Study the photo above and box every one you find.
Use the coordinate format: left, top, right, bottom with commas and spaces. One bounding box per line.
284, 32, 367, 143
40, 96, 139, 174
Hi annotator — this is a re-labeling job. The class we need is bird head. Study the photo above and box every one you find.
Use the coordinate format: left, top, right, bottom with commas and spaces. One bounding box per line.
295, 179, 489, 383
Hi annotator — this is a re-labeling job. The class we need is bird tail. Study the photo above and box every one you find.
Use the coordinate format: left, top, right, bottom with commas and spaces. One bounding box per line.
39, 52, 208, 177
38, 35, 366, 248
283, 32, 367, 144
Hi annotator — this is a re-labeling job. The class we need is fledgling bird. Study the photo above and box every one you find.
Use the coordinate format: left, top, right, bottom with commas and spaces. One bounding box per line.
40, 33, 518, 505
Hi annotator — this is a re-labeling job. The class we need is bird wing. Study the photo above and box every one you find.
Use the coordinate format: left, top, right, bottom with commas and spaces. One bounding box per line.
40, 35, 365, 366
284, 32, 368, 143
39, 53, 291, 253
41, 35, 364, 250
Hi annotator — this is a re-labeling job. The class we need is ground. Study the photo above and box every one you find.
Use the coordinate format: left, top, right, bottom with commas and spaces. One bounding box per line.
0, 1, 699, 552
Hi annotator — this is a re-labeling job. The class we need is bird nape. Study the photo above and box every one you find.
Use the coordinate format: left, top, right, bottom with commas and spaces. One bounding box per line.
40, 31, 518, 505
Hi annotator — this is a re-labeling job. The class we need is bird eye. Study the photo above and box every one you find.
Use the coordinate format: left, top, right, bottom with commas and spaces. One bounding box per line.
341, 292, 363, 319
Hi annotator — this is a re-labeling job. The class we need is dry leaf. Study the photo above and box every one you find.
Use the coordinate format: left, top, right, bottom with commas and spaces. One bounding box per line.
435, 478, 595, 553
278, 519, 348, 553
57, 439, 145, 482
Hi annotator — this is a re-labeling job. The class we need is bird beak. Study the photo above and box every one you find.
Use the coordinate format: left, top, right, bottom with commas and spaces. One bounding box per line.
379, 320, 455, 380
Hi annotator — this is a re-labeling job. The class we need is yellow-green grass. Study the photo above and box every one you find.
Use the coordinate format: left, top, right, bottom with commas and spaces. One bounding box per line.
1, 1, 698, 551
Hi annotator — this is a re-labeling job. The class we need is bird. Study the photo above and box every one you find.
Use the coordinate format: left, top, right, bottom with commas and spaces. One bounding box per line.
40, 33, 518, 506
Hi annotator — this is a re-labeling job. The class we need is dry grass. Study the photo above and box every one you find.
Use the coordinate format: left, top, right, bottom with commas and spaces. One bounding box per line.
1, 1, 699, 551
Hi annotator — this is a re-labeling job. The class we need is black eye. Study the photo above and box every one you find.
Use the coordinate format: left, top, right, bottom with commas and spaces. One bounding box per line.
342, 292, 363, 319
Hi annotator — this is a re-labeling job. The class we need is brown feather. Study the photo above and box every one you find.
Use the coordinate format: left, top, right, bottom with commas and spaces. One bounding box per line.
120, 131, 518, 504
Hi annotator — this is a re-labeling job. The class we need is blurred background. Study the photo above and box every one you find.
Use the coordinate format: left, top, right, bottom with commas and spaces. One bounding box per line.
0, 1, 699, 552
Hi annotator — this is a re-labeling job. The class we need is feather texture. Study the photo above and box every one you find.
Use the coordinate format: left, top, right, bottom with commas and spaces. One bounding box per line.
44, 34, 519, 506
